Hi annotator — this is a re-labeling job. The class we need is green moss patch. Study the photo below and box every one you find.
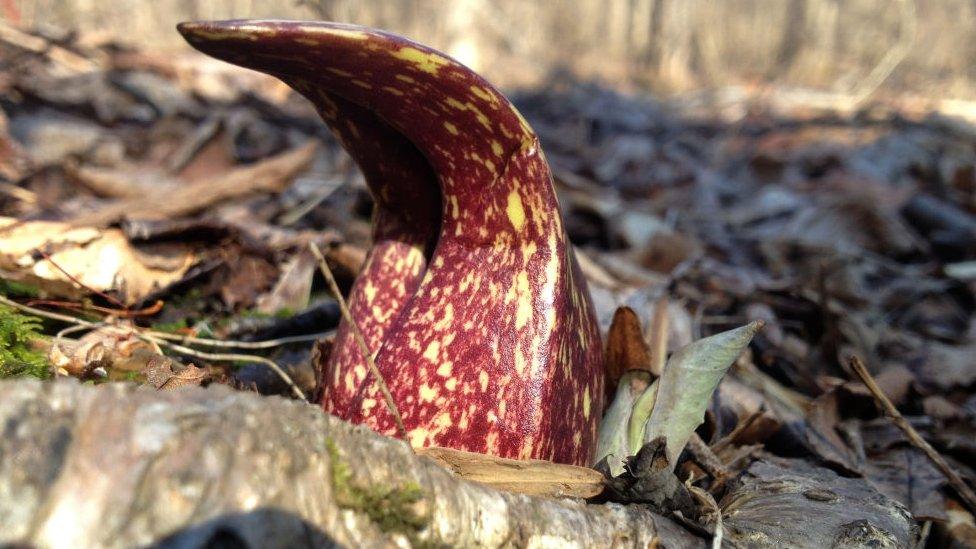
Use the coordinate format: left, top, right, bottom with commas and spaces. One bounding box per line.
0, 303, 50, 379
326, 439, 431, 541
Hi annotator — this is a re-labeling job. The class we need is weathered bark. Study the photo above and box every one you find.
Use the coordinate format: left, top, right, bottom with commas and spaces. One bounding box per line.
722, 459, 918, 548
0, 379, 702, 548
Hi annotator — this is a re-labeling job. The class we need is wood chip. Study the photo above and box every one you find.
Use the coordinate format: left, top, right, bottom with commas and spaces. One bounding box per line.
417, 446, 605, 499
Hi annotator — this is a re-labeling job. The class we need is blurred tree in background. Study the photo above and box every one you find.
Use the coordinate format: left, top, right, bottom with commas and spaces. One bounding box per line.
4, 0, 971, 101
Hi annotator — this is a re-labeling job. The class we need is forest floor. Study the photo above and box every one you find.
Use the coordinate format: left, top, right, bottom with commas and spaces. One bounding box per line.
1, 22, 975, 547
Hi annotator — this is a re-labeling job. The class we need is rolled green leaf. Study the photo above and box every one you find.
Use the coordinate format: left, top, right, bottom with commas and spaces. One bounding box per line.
594, 370, 652, 475
643, 320, 763, 468
627, 378, 659, 456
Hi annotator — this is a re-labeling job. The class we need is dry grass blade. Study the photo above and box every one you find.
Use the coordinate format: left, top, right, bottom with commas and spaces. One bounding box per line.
309, 242, 408, 443
647, 295, 670, 377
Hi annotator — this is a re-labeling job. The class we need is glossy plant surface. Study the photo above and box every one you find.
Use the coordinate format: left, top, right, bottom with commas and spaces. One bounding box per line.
179, 20, 604, 465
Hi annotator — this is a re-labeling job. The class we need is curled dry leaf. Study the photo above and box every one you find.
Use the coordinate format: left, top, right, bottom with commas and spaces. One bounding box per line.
143, 353, 211, 390
604, 306, 652, 396
0, 217, 194, 304
47, 326, 197, 386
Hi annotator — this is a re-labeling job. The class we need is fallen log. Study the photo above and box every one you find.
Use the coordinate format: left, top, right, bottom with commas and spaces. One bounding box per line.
0, 379, 701, 548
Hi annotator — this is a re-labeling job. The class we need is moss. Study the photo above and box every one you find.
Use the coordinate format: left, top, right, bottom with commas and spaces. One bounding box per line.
325, 439, 433, 543
0, 279, 41, 298
0, 303, 50, 379
150, 318, 189, 334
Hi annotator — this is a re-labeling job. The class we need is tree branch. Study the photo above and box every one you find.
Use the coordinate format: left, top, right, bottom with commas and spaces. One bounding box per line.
0, 379, 701, 548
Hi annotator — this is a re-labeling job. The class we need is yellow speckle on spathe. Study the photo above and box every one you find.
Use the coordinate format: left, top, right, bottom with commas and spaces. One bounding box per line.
436, 360, 452, 377
319, 27, 369, 41
326, 67, 353, 78
371, 305, 393, 323
499, 399, 507, 418
434, 413, 452, 429
363, 280, 377, 303
395, 74, 416, 83
351, 79, 372, 89
186, 27, 263, 42
491, 140, 504, 157
573, 431, 582, 447
514, 272, 532, 329
423, 340, 440, 362
479, 371, 489, 392
513, 105, 534, 137
409, 428, 428, 448
469, 85, 499, 107
583, 388, 591, 418
445, 377, 457, 390
506, 191, 526, 232
362, 397, 377, 410
392, 46, 450, 74
434, 303, 454, 331
382, 86, 404, 96
468, 103, 492, 130
515, 352, 528, 375
443, 121, 459, 135
420, 383, 438, 402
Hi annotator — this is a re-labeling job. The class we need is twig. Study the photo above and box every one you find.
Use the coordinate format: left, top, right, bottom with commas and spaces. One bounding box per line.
24, 298, 163, 318
913, 520, 931, 549
849, 0, 917, 108
686, 482, 724, 549
711, 409, 764, 454
0, 295, 99, 327
2, 294, 332, 350
140, 332, 307, 401
309, 242, 409, 443
0, 295, 308, 401
686, 433, 729, 482
53, 322, 100, 350
35, 247, 128, 310
0, 181, 37, 204
146, 330, 334, 350
849, 355, 976, 514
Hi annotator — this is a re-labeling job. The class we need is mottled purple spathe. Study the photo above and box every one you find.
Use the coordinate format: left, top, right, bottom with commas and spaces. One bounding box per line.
178, 20, 604, 465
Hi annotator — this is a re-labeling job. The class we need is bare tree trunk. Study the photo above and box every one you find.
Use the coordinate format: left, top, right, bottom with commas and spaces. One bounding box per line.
0, 379, 702, 548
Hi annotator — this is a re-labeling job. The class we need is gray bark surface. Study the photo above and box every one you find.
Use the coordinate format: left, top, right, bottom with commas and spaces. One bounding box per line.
0, 379, 701, 548
721, 458, 918, 548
